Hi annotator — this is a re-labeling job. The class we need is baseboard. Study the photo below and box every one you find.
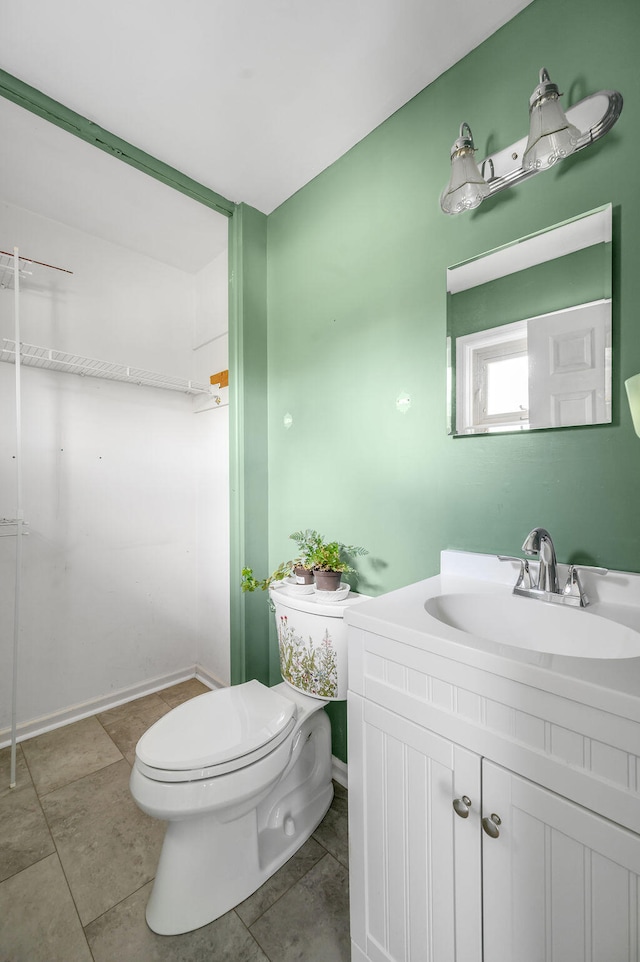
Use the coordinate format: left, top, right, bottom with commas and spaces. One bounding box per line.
195, 665, 227, 691
0, 665, 220, 749
332, 755, 348, 789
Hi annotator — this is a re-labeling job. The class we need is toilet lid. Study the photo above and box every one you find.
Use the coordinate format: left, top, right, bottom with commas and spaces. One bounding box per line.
136, 680, 296, 773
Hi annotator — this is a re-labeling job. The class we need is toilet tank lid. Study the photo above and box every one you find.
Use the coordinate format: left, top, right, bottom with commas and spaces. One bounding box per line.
269, 588, 371, 617
135, 680, 296, 771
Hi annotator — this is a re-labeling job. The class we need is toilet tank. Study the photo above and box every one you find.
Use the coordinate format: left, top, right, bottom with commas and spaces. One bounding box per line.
269, 588, 369, 701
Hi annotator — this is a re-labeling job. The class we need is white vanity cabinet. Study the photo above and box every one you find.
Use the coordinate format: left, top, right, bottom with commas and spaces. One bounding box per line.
348, 693, 482, 962
347, 555, 640, 962
482, 761, 640, 962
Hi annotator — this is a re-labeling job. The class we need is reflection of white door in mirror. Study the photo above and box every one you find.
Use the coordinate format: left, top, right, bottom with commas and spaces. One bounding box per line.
527, 299, 611, 428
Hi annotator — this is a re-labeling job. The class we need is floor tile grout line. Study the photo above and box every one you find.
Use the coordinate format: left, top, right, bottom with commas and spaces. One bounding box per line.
54, 847, 98, 962
248, 922, 277, 962
34, 753, 127, 801
0, 848, 98, 962
27, 753, 133, 938
82, 876, 155, 934
0, 743, 57, 888
0, 850, 54, 886
23, 737, 98, 958
44, 849, 96, 960
243, 849, 334, 931
21, 743, 58, 851
94, 710, 117, 739
32, 750, 152, 959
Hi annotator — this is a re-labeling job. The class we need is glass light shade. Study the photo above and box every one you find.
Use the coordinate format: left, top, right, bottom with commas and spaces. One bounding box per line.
625, 373, 640, 438
440, 124, 490, 215
523, 68, 581, 170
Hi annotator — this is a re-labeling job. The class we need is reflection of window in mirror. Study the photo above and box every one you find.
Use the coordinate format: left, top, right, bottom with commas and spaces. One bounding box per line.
456, 320, 529, 433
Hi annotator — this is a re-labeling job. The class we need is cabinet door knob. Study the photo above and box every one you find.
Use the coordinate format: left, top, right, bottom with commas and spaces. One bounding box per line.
452, 795, 472, 818
481, 813, 502, 838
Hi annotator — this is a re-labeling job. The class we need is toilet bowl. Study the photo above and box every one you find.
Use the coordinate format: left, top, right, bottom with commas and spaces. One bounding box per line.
130, 586, 368, 935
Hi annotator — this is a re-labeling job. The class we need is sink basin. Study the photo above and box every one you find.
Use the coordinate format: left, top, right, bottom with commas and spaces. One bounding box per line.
424, 591, 640, 659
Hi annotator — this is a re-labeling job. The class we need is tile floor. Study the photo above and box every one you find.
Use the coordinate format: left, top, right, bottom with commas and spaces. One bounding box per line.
0, 679, 351, 962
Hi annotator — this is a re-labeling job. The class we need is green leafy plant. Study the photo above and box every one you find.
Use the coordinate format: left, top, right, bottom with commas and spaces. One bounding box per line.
241, 561, 292, 593
241, 529, 368, 590
306, 537, 368, 573
288, 529, 324, 569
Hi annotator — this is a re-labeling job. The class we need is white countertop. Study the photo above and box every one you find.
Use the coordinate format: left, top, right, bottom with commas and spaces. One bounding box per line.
345, 550, 640, 723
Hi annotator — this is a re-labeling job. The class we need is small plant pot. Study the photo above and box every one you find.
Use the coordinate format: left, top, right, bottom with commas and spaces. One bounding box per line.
293, 565, 315, 585
314, 569, 342, 592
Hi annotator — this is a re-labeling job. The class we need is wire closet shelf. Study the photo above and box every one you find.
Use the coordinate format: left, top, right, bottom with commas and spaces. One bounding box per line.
0, 340, 215, 396
1, 250, 218, 397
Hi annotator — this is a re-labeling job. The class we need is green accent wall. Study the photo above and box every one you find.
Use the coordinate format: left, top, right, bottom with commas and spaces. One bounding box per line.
266, 0, 640, 761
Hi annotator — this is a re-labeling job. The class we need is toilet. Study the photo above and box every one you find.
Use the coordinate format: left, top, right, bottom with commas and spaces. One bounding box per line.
129, 584, 367, 935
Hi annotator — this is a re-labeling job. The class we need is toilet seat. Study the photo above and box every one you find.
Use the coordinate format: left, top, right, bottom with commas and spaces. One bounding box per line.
135, 680, 297, 783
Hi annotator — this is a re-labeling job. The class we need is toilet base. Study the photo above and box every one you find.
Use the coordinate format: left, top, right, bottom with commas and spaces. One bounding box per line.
143, 707, 333, 935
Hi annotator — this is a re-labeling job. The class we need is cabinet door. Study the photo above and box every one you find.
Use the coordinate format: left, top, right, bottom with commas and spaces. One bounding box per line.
482, 760, 640, 962
349, 694, 482, 962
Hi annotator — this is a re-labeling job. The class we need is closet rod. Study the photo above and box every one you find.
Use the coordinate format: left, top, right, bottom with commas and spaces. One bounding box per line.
0, 250, 73, 275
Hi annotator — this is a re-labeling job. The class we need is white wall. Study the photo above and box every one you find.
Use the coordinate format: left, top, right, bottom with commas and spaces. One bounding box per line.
0, 202, 229, 738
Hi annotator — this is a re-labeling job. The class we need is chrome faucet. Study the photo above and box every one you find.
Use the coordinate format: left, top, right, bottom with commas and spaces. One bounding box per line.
498, 527, 608, 607
521, 527, 559, 593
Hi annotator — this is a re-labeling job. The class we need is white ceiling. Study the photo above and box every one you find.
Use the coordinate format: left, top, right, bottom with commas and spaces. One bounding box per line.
0, 0, 534, 268
0, 97, 229, 273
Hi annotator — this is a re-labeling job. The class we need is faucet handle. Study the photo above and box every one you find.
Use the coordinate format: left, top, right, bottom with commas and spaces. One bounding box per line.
563, 564, 608, 607
498, 555, 533, 589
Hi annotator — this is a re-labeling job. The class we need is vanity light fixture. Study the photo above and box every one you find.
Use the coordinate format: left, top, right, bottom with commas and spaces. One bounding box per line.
522, 68, 581, 170
440, 67, 623, 215
440, 123, 490, 215
625, 374, 640, 438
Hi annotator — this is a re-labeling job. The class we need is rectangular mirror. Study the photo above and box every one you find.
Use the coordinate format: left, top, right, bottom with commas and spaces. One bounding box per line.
446, 205, 612, 435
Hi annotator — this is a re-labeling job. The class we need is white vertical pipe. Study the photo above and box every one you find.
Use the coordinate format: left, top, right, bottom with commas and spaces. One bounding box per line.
10, 247, 23, 789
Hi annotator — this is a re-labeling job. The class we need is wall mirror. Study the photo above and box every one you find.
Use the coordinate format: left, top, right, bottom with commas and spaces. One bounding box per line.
446, 205, 612, 435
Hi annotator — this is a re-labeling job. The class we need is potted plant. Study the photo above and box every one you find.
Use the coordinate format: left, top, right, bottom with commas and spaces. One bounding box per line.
289, 529, 323, 584
241, 529, 367, 593
306, 538, 368, 592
